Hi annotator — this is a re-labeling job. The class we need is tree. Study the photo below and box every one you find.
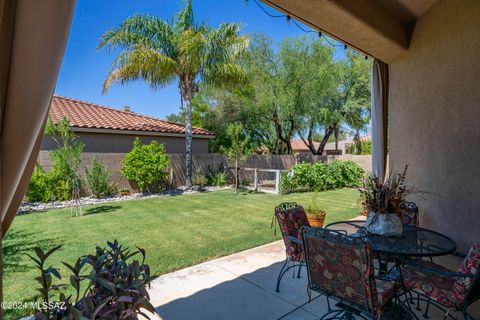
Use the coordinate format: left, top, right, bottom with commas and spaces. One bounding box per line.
98, 0, 249, 187
45, 117, 84, 202
221, 122, 251, 194
301, 51, 371, 155
121, 138, 170, 193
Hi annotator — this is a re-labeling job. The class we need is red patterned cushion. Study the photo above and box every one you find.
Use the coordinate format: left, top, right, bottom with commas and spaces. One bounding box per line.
275, 206, 309, 261
402, 263, 457, 307
376, 279, 395, 306
450, 243, 480, 306
399, 202, 419, 226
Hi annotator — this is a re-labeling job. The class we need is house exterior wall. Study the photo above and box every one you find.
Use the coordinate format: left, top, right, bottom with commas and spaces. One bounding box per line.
40, 131, 210, 154
389, 0, 480, 251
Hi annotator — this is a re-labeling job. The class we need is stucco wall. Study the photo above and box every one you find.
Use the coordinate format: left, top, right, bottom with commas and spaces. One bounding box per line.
40, 131, 210, 154
389, 0, 480, 251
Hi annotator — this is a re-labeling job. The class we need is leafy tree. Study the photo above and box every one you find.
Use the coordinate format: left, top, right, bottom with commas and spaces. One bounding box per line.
121, 138, 170, 193
45, 117, 84, 201
98, 0, 249, 187
221, 122, 251, 193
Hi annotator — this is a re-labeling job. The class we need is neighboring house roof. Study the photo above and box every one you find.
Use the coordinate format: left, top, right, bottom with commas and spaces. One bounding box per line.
49, 95, 215, 137
291, 139, 320, 151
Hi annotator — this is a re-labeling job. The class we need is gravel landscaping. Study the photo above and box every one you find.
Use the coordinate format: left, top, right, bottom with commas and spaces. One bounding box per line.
18, 185, 231, 214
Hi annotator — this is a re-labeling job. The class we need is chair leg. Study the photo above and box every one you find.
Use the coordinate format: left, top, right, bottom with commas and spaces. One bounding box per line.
297, 263, 302, 278
422, 298, 430, 318
276, 257, 289, 292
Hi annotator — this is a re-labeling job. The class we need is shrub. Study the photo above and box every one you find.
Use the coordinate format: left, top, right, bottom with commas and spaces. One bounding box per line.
121, 138, 170, 193
192, 174, 207, 186
28, 240, 155, 319
280, 160, 364, 194
85, 158, 117, 198
25, 164, 52, 202
346, 139, 372, 155
207, 171, 227, 187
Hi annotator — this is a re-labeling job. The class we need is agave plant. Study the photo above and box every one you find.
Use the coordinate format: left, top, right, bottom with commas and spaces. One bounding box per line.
359, 165, 422, 214
28, 240, 155, 320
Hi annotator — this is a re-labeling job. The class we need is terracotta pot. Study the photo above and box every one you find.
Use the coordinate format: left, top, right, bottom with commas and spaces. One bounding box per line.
120, 191, 130, 196
306, 210, 326, 227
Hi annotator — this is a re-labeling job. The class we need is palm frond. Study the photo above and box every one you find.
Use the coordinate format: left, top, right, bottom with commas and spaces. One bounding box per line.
175, 0, 195, 32
102, 47, 177, 92
98, 15, 177, 58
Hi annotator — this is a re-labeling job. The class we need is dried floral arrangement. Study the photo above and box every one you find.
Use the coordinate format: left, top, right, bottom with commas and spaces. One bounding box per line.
359, 165, 422, 214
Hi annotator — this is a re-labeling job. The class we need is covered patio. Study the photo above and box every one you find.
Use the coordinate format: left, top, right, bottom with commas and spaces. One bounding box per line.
146, 237, 478, 319
1, 0, 479, 319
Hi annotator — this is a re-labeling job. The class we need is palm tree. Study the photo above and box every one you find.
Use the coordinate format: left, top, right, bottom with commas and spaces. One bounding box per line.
98, 0, 248, 187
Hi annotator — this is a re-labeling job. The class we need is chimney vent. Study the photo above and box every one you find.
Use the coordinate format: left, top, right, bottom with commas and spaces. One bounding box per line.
123, 106, 131, 112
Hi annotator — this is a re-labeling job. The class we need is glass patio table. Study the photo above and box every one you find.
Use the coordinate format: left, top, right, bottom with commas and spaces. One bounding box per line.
325, 220, 457, 258
325, 220, 457, 319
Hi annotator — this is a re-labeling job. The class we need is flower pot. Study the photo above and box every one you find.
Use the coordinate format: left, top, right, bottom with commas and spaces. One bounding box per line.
365, 212, 403, 236
306, 210, 326, 227
120, 191, 130, 196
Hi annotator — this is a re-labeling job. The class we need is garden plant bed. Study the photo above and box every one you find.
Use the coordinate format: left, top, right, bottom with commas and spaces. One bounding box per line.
5, 188, 360, 319
18, 186, 230, 214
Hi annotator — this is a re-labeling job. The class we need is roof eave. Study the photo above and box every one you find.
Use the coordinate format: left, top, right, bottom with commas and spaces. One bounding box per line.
70, 127, 216, 139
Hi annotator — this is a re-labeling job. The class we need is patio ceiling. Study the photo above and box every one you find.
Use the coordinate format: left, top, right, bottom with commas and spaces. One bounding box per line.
260, 0, 438, 63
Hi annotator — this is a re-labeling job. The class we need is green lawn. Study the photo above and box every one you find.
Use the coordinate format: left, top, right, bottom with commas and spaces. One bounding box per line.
4, 189, 361, 318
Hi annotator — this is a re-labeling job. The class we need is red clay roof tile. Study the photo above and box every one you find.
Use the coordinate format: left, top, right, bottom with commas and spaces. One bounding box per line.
50, 95, 214, 136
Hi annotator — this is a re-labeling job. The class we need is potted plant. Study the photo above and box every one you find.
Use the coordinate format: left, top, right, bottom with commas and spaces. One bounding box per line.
120, 187, 130, 196
359, 165, 419, 236
192, 174, 207, 192
305, 194, 327, 227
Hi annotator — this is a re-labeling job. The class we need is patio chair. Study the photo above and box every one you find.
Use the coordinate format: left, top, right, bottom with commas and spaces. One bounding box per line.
399, 202, 419, 226
301, 226, 398, 319
400, 243, 480, 319
274, 202, 309, 292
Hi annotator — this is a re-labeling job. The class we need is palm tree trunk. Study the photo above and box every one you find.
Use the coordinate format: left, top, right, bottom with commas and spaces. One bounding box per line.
184, 94, 193, 188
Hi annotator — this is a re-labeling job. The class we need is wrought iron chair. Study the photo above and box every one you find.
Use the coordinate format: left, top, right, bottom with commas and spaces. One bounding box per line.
273, 202, 309, 292
302, 226, 399, 319
400, 243, 480, 319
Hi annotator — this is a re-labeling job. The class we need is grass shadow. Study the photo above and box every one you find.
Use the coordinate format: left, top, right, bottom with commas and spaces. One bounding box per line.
85, 205, 122, 215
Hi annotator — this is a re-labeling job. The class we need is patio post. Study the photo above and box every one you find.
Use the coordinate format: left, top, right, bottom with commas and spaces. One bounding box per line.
371, 59, 389, 182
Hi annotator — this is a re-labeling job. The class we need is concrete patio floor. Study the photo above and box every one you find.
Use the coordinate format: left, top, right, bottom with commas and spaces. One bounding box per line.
145, 238, 480, 320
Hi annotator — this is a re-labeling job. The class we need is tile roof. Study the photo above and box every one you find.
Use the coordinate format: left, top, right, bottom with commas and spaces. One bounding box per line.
49, 95, 215, 136
291, 139, 320, 151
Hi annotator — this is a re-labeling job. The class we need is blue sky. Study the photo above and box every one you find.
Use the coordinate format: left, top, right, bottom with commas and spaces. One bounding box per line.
56, 0, 344, 119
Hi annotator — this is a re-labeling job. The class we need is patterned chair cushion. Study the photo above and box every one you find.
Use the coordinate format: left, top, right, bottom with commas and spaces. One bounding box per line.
399, 202, 419, 226
303, 230, 395, 315
376, 279, 396, 306
402, 262, 458, 307
450, 243, 480, 306
275, 206, 310, 262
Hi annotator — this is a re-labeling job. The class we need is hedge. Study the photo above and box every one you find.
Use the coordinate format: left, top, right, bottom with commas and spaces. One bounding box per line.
280, 160, 364, 194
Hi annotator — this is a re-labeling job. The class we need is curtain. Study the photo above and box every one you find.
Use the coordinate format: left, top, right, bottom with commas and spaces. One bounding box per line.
371, 58, 389, 182
0, 1, 75, 315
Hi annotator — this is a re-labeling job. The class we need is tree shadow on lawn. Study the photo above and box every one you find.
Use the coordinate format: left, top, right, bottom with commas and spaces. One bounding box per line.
3, 229, 58, 273
85, 205, 122, 215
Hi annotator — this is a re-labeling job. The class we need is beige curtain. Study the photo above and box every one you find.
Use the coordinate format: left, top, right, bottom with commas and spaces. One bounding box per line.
0, 1, 75, 315
371, 59, 389, 182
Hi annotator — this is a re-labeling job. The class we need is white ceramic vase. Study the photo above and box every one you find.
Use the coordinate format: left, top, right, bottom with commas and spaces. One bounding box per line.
365, 212, 403, 236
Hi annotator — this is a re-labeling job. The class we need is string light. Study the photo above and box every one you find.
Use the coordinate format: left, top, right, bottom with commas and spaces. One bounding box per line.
250, 0, 370, 59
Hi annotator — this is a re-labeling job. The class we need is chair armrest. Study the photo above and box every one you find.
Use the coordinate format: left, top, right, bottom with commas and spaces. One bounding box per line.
402, 259, 476, 279
286, 235, 302, 245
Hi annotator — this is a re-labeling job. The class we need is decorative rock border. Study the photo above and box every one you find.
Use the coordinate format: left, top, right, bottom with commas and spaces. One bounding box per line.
18, 186, 231, 214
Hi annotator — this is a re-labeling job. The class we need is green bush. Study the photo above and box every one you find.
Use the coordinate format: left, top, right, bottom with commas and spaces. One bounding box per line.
346, 139, 371, 155
25, 164, 52, 202
121, 138, 170, 193
207, 171, 228, 187
85, 158, 117, 198
280, 160, 364, 194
